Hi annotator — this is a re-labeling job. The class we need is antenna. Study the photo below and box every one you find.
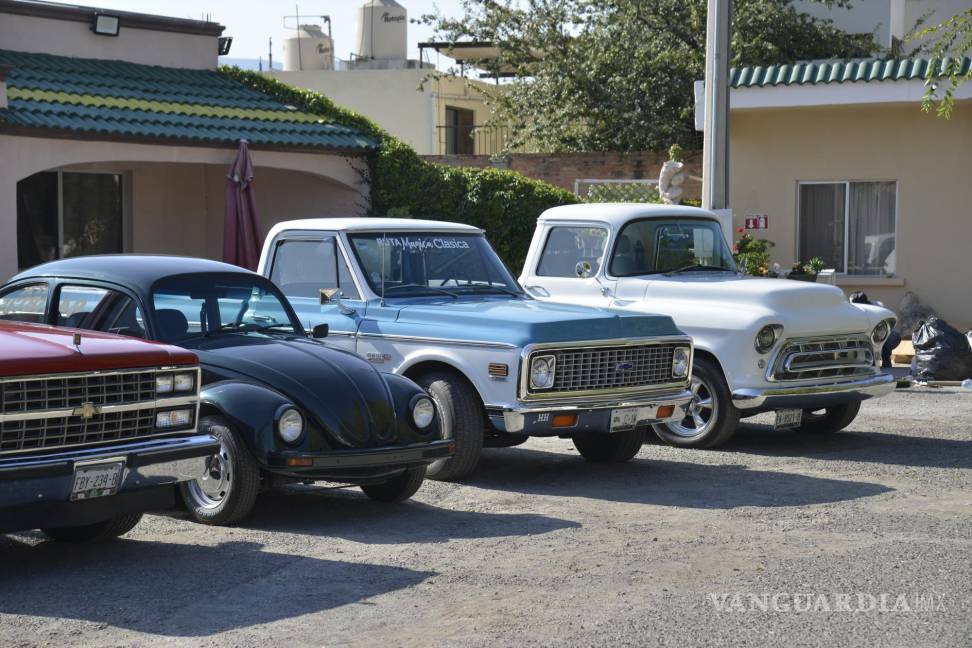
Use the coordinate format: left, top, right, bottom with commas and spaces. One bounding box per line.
268, 37, 273, 72
295, 4, 303, 71
380, 233, 387, 306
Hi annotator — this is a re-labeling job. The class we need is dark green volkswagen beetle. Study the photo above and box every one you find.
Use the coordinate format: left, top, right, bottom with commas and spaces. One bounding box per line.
2, 256, 452, 525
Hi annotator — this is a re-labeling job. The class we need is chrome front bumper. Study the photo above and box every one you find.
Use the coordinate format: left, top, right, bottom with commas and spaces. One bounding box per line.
731, 372, 896, 411
496, 388, 694, 434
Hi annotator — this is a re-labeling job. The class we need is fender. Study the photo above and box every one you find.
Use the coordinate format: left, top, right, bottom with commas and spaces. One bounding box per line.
395, 346, 511, 407
200, 380, 295, 465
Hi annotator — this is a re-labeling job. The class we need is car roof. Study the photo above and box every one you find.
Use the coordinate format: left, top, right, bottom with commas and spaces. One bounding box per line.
538, 203, 720, 227
266, 218, 483, 239
9, 255, 260, 294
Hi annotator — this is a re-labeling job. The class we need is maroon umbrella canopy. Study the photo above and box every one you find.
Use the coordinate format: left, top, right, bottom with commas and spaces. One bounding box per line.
223, 139, 261, 270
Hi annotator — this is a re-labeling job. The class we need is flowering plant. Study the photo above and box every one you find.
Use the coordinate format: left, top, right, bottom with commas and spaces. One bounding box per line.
733, 228, 776, 276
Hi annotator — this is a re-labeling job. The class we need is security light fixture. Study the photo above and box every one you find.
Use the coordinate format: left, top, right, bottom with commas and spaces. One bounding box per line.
92, 13, 121, 37
218, 36, 233, 56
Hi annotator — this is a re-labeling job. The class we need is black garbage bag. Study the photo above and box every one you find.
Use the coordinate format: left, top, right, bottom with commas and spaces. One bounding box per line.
912, 317, 972, 381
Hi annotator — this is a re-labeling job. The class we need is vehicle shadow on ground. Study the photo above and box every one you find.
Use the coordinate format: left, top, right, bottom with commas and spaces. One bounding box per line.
465, 447, 892, 508
719, 418, 972, 469
230, 489, 581, 542
0, 537, 432, 636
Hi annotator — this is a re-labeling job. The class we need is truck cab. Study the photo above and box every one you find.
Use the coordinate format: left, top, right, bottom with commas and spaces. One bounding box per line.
259, 218, 695, 481
519, 203, 897, 448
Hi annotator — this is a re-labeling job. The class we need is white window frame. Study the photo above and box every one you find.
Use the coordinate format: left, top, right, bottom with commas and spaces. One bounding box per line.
795, 179, 899, 276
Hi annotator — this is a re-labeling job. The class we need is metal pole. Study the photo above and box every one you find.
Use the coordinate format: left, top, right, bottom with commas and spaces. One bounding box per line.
701, 0, 731, 211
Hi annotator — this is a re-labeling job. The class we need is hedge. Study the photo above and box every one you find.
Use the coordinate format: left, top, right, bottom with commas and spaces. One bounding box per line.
220, 67, 578, 271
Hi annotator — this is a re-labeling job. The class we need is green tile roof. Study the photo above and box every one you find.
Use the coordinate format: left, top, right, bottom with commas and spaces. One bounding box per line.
0, 49, 377, 152
730, 56, 972, 89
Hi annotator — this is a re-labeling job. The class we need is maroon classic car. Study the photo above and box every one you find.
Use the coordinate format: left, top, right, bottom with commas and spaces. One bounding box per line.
0, 320, 218, 542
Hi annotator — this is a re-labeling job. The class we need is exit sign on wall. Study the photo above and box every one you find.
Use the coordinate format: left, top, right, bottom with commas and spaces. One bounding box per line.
745, 214, 768, 230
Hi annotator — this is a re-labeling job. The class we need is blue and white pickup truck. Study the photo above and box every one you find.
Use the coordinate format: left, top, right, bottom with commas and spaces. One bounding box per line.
258, 218, 694, 481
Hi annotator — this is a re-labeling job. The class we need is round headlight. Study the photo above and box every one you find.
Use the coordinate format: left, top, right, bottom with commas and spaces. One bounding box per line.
277, 408, 304, 444
530, 355, 556, 390
672, 347, 691, 378
872, 320, 891, 344
754, 325, 780, 353
412, 396, 435, 429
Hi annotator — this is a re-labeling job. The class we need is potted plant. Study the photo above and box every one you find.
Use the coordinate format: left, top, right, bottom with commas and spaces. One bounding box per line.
788, 256, 825, 282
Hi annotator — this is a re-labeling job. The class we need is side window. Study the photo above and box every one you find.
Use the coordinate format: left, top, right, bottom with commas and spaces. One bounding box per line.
57, 285, 145, 338
536, 226, 609, 278
269, 238, 361, 300
0, 283, 49, 323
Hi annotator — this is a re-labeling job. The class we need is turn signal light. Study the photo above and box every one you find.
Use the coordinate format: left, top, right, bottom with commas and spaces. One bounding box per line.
656, 405, 675, 419
286, 457, 313, 467
551, 413, 578, 428
488, 363, 509, 377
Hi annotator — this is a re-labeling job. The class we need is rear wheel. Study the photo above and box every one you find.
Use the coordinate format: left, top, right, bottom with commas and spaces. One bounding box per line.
797, 401, 861, 434
180, 415, 261, 525
572, 428, 645, 462
416, 371, 485, 482
360, 466, 426, 502
652, 356, 739, 448
42, 513, 143, 543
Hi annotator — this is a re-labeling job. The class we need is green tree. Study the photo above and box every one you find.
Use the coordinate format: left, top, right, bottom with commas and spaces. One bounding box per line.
912, 8, 972, 119
422, 0, 877, 153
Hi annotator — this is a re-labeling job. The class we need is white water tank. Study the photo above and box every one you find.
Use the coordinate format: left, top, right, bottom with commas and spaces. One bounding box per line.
356, 0, 407, 61
282, 24, 334, 71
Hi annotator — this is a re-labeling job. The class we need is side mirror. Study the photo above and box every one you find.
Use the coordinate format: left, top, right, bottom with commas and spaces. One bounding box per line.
312, 323, 329, 339
320, 288, 342, 305
575, 260, 593, 278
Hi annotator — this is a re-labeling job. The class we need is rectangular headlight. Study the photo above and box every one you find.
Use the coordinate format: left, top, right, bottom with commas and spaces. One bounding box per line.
173, 372, 195, 392
156, 375, 173, 394
672, 347, 691, 379
156, 409, 192, 428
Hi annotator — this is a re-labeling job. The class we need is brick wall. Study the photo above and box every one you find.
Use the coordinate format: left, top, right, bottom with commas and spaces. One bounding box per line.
421, 151, 703, 201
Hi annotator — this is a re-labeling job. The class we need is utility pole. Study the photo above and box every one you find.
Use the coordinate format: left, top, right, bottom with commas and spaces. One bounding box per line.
701, 0, 731, 211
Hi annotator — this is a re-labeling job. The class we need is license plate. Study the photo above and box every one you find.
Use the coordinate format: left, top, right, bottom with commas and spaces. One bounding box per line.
610, 407, 640, 432
774, 409, 803, 429
71, 460, 125, 501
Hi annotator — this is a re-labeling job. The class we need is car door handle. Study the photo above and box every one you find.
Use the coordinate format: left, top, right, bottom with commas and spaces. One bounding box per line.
523, 284, 550, 297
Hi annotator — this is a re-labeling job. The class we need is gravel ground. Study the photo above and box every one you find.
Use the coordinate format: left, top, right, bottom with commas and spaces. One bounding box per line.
1, 386, 970, 648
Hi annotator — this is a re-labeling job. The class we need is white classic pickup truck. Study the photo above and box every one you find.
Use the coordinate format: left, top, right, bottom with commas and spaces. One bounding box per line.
519, 203, 897, 448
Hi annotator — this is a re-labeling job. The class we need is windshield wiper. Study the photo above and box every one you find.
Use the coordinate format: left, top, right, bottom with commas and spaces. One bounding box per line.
252, 323, 295, 333
457, 285, 522, 296
663, 263, 735, 276
384, 284, 459, 298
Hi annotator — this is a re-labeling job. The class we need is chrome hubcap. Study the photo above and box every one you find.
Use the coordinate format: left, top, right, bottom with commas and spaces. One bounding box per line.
665, 374, 717, 438
187, 426, 232, 509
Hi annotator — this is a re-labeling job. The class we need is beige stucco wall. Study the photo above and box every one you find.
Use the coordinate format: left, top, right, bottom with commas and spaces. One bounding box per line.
730, 101, 972, 329
0, 13, 218, 69
0, 135, 368, 279
433, 75, 505, 155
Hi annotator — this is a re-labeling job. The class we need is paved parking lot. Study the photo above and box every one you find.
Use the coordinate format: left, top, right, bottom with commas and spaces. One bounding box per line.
1, 386, 970, 648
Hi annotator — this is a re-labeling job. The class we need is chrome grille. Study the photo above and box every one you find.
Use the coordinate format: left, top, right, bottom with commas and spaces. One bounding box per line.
530, 343, 682, 395
1, 372, 156, 414
773, 334, 875, 381
1, 409, 158, 453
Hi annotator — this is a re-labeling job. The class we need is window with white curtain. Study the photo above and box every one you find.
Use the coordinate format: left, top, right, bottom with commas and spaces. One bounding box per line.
798, 181, 896, 275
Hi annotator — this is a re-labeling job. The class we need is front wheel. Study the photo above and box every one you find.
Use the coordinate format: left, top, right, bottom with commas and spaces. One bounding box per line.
572, 428, 645, 462
360, 466, 426, 502
416, 372, 485, 482
179, 415, 261, 525
797, 401, 861, 434
652, 356, 739, 448
41, 513, 142, 543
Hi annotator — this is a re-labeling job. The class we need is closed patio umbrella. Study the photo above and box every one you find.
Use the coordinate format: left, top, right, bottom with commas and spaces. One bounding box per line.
223, 139, 261, 270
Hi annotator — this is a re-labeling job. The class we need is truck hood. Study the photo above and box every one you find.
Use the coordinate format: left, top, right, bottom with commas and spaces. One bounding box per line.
0, 321, 196, 378
186, 334, 398, 448
390, 297, 683, 347
632, 274, 873, 331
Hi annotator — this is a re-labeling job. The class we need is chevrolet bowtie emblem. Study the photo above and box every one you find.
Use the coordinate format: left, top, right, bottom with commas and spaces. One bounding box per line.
72, 402, 99, 419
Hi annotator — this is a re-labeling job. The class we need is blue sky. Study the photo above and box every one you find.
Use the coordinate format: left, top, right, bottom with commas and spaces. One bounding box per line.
88, 1, 465, 65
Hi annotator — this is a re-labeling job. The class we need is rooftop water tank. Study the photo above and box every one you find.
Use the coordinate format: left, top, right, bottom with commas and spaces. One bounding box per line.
282, 24, 334, 71
356, 0, 407, 61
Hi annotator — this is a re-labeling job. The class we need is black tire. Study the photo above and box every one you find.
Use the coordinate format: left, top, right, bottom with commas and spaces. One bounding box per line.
42, 512, 142, 543
179, 415, 261, 525
416, 371, 485, 482
651, 356, 740, 449
572, 428, 645, 463
360, 466, 426, 502
797, 401, 861, 434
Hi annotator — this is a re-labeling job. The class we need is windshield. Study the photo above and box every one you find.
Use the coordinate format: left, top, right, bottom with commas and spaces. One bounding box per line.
610, 218, 737, 276
151, 274, 301, 343
348, 233, 522, 298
